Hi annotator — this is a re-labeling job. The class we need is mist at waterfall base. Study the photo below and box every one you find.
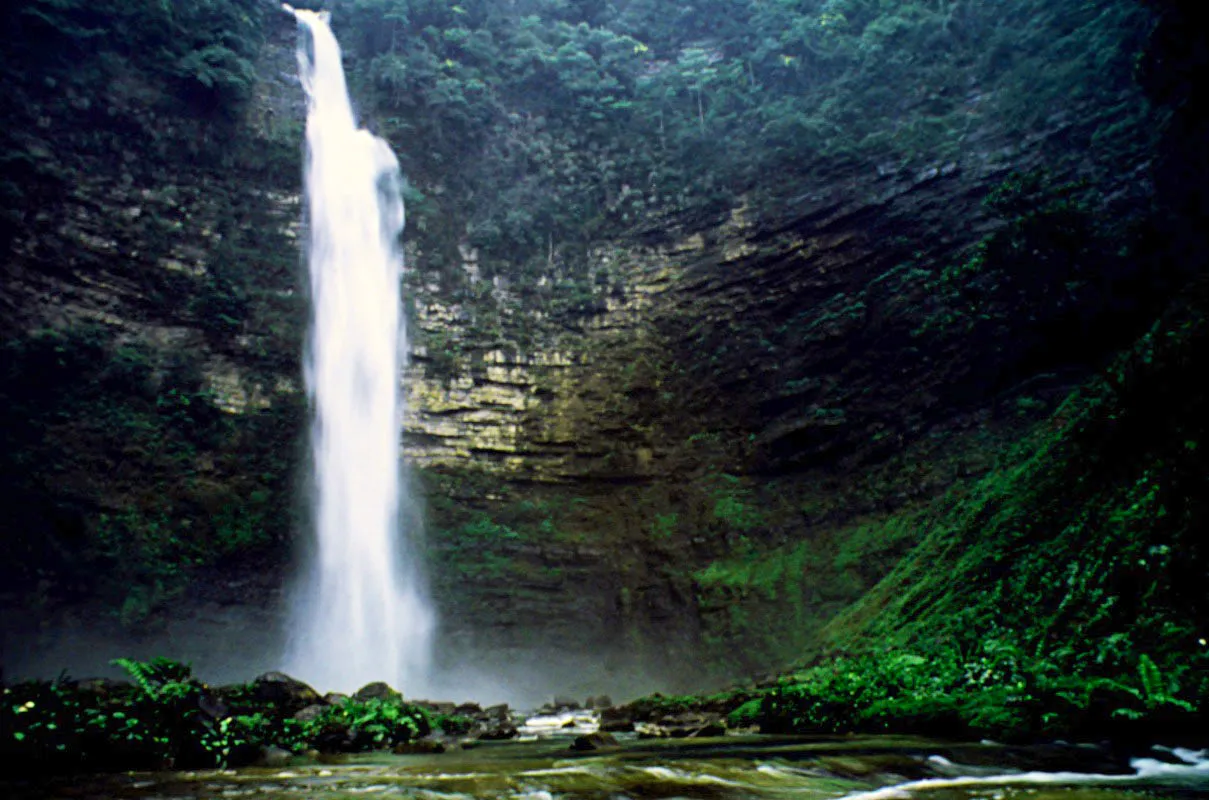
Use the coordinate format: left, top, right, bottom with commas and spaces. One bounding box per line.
282, 7, 434, 695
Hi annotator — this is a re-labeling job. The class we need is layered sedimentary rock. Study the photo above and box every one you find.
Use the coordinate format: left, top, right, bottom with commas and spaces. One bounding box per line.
0, 11, 1158, 695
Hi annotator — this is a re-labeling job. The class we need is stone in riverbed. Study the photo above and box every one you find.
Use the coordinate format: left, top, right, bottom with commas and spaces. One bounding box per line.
258, 745, 294, 767
601, 717, 635, 733
393, 735, 448, 754
635, 712, 725, 738
478, 720, 519, 740
571, 732, 618, 751
600, 705, 634, 733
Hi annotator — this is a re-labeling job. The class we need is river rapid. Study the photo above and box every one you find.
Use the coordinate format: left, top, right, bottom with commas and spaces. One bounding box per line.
7, 735, 1209, 800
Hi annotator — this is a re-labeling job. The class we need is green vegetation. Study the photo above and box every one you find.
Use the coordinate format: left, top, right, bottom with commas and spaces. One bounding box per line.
660, 274, 1209, 742
294, 0, 1153, 274
1, 0, 264, 116
917, 170, 1146, 345
0, 326, 303, 623
423, 472, 592, 585
757, 643, 1199, 741
0, 659, 436, 775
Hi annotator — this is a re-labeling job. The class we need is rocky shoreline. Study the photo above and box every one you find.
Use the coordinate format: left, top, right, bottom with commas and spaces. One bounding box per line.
4, 653, 1206, 778
0, 659, 760, 775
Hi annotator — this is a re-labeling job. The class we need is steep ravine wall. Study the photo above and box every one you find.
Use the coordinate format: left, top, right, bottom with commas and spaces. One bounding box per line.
0, 11, 1160, 700
401, 99, 1154, 688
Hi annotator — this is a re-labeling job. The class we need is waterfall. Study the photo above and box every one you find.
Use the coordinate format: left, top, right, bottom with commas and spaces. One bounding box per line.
283, 5, 433, 694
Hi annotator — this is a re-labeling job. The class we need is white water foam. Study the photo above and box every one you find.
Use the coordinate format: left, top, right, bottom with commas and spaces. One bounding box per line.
835, 747, 1209, 800
283, 6, 433, 694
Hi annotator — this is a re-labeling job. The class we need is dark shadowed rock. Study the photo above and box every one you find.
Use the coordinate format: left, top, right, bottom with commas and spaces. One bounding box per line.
636, 712, 726, 738
478, 720, 519, 740
258, 745, 293, 767
197, 690, 229, 721
571, 731, 618, 751
324, 692, 349, 705
354, 682, 401, 701
484, 703, 510, 720
601, 717, 635, 733
415, 700, 458, 715
600, 705, 634, 732
454, 702, 483, 716
393, 735, 448, 754
249, 672, 321, 714
294, 704, 328, 722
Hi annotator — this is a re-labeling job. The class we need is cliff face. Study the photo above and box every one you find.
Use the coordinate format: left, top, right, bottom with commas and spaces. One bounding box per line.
0, 6, 1170, 699
400, 99, 1156, 688
0, 11, 309, 670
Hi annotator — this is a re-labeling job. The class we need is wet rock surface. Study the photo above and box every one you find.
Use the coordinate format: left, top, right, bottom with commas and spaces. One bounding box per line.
245, 671, 322, 714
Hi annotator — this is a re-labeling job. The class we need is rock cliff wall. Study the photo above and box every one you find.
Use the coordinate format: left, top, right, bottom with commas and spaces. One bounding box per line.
0, 8, 1165, 700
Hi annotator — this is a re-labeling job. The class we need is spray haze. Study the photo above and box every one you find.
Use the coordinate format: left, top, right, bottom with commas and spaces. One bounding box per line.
284, 7, 433, 694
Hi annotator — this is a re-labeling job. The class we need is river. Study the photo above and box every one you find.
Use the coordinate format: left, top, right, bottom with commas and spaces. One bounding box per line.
7, 734, 1208, 800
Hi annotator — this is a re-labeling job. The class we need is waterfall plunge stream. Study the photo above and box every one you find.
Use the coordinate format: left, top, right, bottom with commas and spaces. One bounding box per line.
284, 7, 433, 693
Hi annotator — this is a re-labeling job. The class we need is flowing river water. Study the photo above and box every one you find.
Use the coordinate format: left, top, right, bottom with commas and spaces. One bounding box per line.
8, 735, 1209, 800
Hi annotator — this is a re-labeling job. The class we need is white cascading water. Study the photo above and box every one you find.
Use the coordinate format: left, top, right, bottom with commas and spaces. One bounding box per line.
283, 5, 433, 693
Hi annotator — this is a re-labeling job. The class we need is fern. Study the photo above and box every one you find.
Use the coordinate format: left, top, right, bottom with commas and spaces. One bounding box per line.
1107, 654, 1196, 718
111, 657, 193, 698
1137, 654, 1163, 703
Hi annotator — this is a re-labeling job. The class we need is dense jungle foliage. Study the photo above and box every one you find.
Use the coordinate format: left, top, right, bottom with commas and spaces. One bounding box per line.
0, 0, 1157, 270
282, 0, 1153, 268
0, 658, 445, 773
0, 0, 264, 114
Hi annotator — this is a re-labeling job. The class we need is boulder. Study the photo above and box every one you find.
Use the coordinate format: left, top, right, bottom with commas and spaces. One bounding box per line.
484, 703, 510, 720
258, 745, 294, 767
600, 705, 634, 732
197, 689, 229, 721
293, 704, 328, 723
477, 721, 519, 740
354, 682, 401, 702
453, 702, 483, 716
635, 712, 726, 739
571, 731, 619, 751
600, 716, 635, 733
249, 672, 321, 714
393, 735, 448, 754
324, 692, 349, 705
